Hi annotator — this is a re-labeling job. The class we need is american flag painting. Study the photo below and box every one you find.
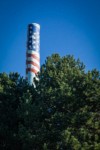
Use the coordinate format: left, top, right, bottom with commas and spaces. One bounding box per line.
26, 23, 40, 85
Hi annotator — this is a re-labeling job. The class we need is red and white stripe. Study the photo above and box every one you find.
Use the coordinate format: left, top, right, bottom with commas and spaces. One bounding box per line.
26, 50, 40, 81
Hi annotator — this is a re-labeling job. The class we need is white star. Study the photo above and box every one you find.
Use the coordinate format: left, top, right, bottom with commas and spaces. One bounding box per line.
29, 26, 32, 29
32, 36, 36, 40
32, 41, 36, 44
30, 30, 32, 34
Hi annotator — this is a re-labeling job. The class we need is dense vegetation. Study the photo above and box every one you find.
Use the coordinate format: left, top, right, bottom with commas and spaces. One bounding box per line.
0, 54, 100, 150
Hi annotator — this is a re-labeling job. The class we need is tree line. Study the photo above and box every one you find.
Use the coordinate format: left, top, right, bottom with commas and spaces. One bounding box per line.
0, 54, 100, 150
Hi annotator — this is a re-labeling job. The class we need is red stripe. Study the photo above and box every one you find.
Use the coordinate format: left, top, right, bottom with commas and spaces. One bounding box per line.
27, 53, 40, 61
26, 68, 38, 74
26, 61, 40, 70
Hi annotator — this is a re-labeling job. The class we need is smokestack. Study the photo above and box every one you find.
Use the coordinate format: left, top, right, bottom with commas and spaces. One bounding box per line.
26, 23, 40, 85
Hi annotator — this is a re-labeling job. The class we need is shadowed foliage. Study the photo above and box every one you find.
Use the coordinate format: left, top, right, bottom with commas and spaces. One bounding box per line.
0, 54, 100, 150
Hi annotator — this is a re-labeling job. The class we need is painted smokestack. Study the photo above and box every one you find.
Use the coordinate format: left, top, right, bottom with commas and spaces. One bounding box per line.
26, 23, 40, 85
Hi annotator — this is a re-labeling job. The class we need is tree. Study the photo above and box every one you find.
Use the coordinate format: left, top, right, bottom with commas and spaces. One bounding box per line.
0, 72, 34, 150
0, 54, 100, 150
34, 54, 100, 149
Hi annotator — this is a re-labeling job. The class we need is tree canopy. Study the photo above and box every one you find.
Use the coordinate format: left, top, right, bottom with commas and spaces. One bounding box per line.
0, 54, 100, 150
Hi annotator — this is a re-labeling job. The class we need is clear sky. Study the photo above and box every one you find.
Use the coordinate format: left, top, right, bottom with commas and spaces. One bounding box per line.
0, 0, 100, 77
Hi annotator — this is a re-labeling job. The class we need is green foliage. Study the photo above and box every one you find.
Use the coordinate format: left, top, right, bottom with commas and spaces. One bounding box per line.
0, 54, 100, 150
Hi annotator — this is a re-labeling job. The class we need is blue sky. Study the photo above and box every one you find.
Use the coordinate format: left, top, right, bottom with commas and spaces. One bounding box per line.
0, 0, 100, 77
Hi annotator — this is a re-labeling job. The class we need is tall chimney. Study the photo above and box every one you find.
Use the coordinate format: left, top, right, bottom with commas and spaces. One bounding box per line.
26, 23, 40, 85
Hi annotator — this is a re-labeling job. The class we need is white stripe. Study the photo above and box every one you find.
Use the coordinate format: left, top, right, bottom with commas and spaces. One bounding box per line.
27, 57, 40, 66
27, 50, 40, 57
27, 72, 36, 85
27, 64, 39, 72
26, 72, 36, 78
